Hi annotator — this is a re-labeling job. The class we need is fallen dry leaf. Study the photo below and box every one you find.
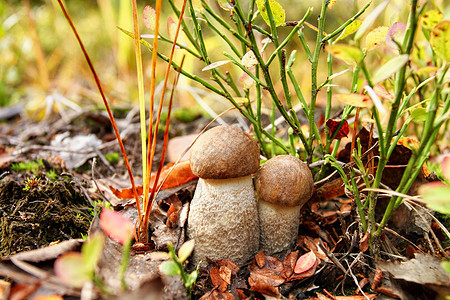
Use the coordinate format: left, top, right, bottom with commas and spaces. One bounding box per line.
200, 290, 235, 300
282, 251, 299, 279
359, 232, 370, 252
210, 266, 229, 292
294, 251, 317, 274
248, 253, 285, 297
110, 161, 197, 199
215, 260, 239, 275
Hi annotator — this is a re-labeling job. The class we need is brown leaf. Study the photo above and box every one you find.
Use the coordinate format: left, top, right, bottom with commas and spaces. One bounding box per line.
219, 266, 232, 285
210, 267, 229, 292
200, 290, 235, 300
405, 244, 420, 259
166, 203, 178, 228
110, 161, 197, 199
359, 232, 369, 253
255, 251, 265, 268
235, 289, 248, 299
310, 178, 345, 203
215, 260, 239, 275
248, 253, 285, 296
326, 119, 350, 139
248, 275, 281, 298
282, 251, 299, 279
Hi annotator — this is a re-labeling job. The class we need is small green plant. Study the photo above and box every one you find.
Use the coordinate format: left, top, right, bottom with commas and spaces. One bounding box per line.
11, 159, 43, 174
23, 177, 41, 191
104, 152, 120, 165
159, 240, 198, 297
90, 200, 112, 217
46, 169, 58, 181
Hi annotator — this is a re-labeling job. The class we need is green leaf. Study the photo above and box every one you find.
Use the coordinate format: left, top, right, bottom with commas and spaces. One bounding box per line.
365, 26, 389, 50
335, 20, 362, 42
178, 240, 195, 263
420, 182, 450, 215
325, 44, 363, 65
410, 107, 427, 123
185, 270, 198, 288
217, 0, 234, 11
441, 261, 450, 274
159, 261, 180, 276
421, 10, 443, 30
430, 21, 450, 61
372, 54, 409, 83
256, 0, 285, 27
81, 233, 105, 272
355, 1, 389, 41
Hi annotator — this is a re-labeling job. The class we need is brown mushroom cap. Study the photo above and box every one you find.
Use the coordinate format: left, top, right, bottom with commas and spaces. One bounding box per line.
189, 125, 260, 179
255, 155, 314, 207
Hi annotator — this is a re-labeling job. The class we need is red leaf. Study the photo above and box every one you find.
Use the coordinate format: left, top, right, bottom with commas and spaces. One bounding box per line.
326, 119, 350, 139
99, 209, 133, 244
294, 251, 317, 274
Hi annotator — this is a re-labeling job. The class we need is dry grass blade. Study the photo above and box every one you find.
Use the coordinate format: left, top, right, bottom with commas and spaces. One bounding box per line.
56, 0, 141, 237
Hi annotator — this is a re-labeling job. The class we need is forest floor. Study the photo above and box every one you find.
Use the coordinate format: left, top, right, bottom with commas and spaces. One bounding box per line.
0, 104, 449, 300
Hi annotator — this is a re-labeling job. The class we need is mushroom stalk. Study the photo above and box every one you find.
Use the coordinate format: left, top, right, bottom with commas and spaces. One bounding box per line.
188, 175, 259, 265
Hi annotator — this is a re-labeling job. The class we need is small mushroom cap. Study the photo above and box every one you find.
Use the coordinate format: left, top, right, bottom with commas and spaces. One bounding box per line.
255, 155, 314, 207
190, 125, 260, 179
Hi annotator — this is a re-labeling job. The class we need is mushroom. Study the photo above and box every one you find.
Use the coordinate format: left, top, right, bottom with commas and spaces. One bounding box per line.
187, 125, 260, 265
255, 155, 314, 254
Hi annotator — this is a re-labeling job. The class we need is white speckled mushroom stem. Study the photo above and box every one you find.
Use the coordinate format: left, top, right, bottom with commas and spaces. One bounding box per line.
258, 200, 300, 254
187, 175, 259, 266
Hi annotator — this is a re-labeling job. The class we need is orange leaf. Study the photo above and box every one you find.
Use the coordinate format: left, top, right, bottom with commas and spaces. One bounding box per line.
110, 161, 197, 199
210, 267, 229, 292
294, 251, 317, 274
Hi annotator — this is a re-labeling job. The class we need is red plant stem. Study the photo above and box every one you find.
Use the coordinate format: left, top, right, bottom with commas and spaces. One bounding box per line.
56, 0, 142, 219
142, 0, 188, 240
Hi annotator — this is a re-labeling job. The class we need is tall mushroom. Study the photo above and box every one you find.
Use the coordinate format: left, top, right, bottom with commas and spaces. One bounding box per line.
188, 125, 260, 265
255, 155, 314, 254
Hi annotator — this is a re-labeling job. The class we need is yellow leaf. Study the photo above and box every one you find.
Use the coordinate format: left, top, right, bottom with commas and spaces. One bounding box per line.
256, 0, 285, 27
325, 44, 363, 66
335, 20, 362, 42
365, 26, 389, 50
430, 21, 450, 61
421, 10, 443, 30
333, 93, 373, 108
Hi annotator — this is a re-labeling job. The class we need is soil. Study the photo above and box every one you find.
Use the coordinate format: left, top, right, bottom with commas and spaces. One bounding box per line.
0, 174, 91, 257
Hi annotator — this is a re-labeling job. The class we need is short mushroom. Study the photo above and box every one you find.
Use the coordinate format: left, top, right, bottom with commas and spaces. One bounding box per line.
187, 125, 260, 265
255, 155, 314, 254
